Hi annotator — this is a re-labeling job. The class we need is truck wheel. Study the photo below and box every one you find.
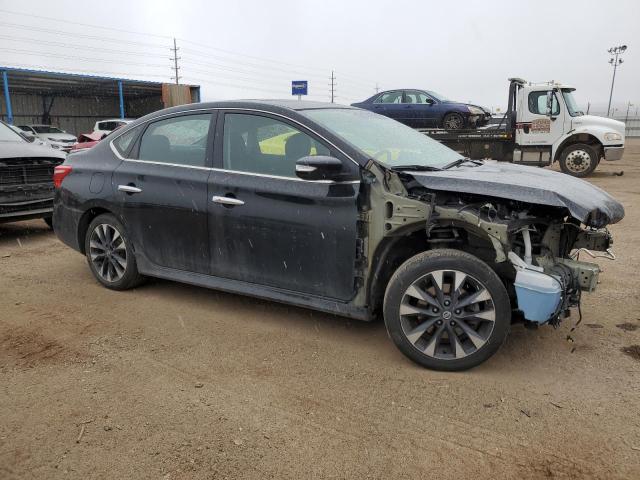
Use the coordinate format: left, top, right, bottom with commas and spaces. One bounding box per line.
559, 143, 599, 177
85, 213, 145, 290
383, 249, 510, 371
442, 112, 464, 130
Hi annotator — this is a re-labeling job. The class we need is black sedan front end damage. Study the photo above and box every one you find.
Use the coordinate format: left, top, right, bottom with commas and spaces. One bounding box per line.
400, 164, 624, 328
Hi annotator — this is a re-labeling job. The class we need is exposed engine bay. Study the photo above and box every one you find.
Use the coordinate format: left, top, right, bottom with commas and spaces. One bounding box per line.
361, 163, 622, 328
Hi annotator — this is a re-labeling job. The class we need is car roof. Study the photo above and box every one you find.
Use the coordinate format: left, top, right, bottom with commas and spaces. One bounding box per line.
153, 99, 355, 116
98, 118, 134, 122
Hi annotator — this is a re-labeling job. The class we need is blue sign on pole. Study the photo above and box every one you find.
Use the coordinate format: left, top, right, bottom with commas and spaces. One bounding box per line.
292, 80, 308, 96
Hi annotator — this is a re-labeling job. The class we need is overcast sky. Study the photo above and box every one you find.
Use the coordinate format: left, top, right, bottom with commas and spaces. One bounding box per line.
0, 0, 638, 115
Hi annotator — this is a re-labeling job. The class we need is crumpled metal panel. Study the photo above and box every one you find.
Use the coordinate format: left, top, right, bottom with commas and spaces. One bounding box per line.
408, 162, 625, 227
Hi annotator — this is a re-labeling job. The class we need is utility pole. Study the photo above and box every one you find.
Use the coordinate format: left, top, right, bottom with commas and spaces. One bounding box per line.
375, 83, 380, 94
625, 101, 634, 123
330, 70, 336, 103
607, 45, 627, 116
170, 37, 181, 85
586, 102, 590, 114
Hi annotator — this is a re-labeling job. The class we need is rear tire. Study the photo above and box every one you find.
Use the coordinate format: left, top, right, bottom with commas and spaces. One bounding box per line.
559, 143, 599, 177
85, 213, 145, 290
383, 249, 511, 371
442, 112, 464, 130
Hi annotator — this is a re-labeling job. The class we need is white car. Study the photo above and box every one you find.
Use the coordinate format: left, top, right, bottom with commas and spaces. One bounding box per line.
93, 119, 133, 135
17, 124, 76, 152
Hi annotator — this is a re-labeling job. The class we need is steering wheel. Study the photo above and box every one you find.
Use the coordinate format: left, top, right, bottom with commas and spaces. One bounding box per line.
371, 149, 394, 163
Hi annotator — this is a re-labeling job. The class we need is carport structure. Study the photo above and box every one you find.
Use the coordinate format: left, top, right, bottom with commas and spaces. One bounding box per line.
0, 67, 200, 135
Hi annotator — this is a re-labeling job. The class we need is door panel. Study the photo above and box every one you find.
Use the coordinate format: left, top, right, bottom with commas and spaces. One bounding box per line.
113, 112, 214, 274
208, 111, 360, 301
208, 172, 359, 299
113, 161, 211, 273
516, 90, 566, 146
403, 90, 438, 128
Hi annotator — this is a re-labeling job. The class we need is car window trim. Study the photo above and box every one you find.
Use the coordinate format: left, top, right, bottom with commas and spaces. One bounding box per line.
129, 111, 216, 168
215, 109, 353, 178
109, 107, 359, 168
403, 90, 437, 105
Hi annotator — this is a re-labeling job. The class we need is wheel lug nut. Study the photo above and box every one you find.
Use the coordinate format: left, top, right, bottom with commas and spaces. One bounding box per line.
444, 300, 451, 306
433, 307, 439, 313
436, 320, 443, 325
455, 309, 461, 314
450, 321, 456, 326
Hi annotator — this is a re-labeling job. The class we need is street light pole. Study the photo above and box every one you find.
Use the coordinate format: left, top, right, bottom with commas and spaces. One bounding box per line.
607, 45, 627, 117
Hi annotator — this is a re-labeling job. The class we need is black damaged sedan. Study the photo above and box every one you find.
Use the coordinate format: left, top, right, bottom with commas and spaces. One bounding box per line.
53, 101, 624, 370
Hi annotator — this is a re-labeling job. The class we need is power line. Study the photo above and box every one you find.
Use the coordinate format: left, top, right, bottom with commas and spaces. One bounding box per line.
0, 33, 165, 58
177, 38, 330, 76
0, 8, 172, 40
0, 21, 169, 50
1, 48, 168, 69
183, 48, 326, 79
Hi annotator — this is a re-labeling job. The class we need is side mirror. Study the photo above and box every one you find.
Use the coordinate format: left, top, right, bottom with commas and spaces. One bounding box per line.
295, 155, 343, 181
545, 91, 554, 117
425, 98, 435, 105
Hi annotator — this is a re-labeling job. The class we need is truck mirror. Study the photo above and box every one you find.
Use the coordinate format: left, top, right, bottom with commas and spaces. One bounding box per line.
546, 91, 554, 117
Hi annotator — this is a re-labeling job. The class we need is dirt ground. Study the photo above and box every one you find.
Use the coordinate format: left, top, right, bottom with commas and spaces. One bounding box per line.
1, 141, 639, 480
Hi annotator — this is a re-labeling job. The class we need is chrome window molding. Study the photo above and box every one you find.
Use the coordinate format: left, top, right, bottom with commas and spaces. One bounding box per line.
109, 106, 359, 167
110, 142, 359, 184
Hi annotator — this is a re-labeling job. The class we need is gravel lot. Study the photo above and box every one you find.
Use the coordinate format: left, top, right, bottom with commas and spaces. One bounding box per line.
1, 140, 639, 479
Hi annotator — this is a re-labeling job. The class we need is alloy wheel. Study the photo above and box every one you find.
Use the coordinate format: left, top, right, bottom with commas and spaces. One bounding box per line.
443, 114, 463, 129
89, 223, 128, 283
399, 269, 496, 360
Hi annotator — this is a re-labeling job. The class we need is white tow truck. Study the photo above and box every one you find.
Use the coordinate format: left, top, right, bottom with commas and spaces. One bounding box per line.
420, 78, 626, 177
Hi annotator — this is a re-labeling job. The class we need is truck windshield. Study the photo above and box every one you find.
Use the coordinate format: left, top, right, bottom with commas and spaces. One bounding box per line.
302, 108, 463, 168
562, 89, 584, 117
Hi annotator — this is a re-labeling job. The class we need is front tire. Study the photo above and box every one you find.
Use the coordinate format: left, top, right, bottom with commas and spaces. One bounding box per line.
85, 213, 144, 290
559, 143, 599, 177
442, 112, 464, 130
383, 249, 511, 371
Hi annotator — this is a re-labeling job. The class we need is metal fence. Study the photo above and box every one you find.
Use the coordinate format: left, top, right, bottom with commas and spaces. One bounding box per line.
616, 117, 640, 137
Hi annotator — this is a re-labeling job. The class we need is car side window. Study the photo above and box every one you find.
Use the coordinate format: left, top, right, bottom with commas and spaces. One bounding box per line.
222, 113, 330, 178
528, 91, 560, 116
404, 91, 432, 104
112, 125, 143, 157
138, 114, 211, 167
375, 91, 403, 104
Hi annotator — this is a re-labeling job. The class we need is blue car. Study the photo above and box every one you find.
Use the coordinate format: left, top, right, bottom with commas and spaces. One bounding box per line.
351, 89, 491, 129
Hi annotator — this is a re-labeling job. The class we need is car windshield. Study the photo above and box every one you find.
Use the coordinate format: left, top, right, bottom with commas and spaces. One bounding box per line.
0, 122, 26, 142
303, 108, 463, 168
425, 90, 449, 102
562, 89, 584, 117
32, 125, 64, 134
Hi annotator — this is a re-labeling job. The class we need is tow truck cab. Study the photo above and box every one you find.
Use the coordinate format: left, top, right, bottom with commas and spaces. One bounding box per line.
421, 78, 626, 177
511, 78, 625, 174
